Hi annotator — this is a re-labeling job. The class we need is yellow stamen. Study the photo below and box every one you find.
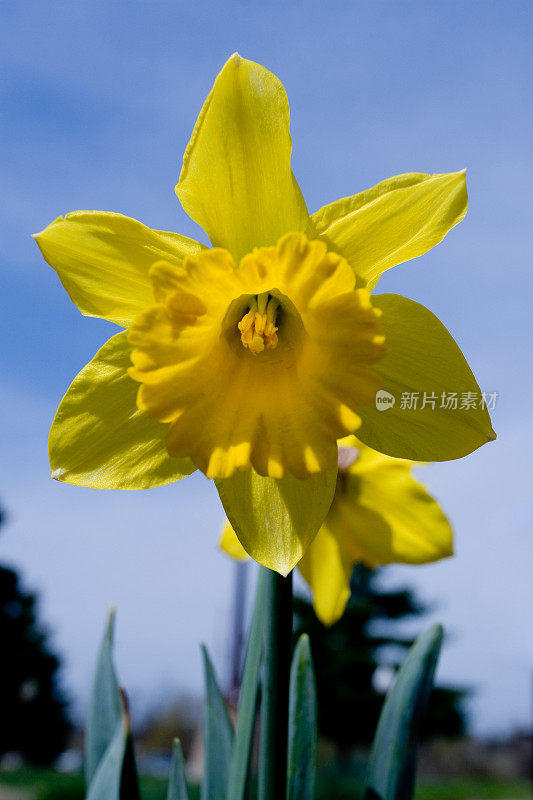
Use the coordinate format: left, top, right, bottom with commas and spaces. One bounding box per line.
238, 294, 279, 355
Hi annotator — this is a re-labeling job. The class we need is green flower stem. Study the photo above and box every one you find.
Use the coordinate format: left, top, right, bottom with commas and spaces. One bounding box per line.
258, 566, 293, 800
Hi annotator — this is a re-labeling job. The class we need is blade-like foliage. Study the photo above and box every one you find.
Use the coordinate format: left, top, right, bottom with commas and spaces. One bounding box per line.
167, 738, 190, 800
201, 645, 234, 800
85, 608, 122, 786
86, 689, 140, 800
365, 623, 443, 800
86, 718, 126, 800
227, 568, 267, 800
287, 635, 317, 800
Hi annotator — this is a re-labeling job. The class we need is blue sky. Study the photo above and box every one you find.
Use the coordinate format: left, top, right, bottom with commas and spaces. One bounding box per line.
1, 1, 532, 734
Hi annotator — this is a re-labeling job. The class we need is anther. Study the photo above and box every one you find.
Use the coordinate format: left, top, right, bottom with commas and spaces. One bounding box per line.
238, 294, 279, 355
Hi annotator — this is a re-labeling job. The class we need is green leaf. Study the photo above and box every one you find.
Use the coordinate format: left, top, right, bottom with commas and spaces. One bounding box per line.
226, 568, 268, 800
86, 718, 126, 800
287, 635, 317, 800
201, 645, 234, 800
86, 608, 123, 786
167, 739, 190, 800
365, 623, 443, 800
215, 468, 337, 576
87, 692, 140, 800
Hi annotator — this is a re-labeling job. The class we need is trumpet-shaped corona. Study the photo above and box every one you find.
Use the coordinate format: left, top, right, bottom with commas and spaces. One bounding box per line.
128, 233, 386, 480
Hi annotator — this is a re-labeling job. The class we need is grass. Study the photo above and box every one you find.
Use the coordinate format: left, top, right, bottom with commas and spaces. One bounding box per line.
0, 770, 178, 800
0, 769, 530, 800
415, 778, 532, 800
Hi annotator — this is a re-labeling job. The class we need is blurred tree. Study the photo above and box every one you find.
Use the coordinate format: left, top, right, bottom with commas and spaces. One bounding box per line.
293, 564, 466, 759
0, 506, 70, 764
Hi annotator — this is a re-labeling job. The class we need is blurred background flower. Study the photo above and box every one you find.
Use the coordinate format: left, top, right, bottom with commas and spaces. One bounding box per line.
221, 438, 454, 625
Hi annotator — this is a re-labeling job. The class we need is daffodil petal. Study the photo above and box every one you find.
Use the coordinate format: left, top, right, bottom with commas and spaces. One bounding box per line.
312, 171, 467, 290
334, 453, 453, 565
297, 524, 352, 626
219, 522, 249, 561
34, 211, 205, 326
357, 294, 496, 460
49, 332, 195, 489
215, 468, 337, 576
176, 54, 310, 260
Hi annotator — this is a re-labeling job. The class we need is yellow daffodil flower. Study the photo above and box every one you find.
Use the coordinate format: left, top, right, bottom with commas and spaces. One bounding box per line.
220, 438, 453, 625
34, 54, 494, 576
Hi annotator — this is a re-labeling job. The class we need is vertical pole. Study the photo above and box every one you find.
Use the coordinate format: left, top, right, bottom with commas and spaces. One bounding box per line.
228, 560, 248, 706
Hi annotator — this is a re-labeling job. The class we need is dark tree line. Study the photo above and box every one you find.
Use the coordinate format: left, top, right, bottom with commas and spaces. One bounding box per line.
0, 506, 70, 764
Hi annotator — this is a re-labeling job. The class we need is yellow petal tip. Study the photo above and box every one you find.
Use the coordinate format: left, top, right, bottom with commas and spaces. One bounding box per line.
276, 564, 295, 579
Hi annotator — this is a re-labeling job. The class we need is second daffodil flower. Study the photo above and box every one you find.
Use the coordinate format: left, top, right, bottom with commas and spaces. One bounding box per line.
34, 54, 495, 576
221, 438, 453, 625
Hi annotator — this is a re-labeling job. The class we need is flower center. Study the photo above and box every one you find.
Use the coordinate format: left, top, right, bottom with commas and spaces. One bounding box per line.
238, 292, 280, 355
